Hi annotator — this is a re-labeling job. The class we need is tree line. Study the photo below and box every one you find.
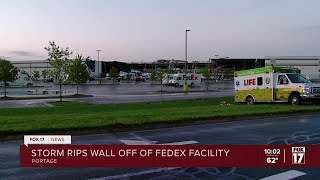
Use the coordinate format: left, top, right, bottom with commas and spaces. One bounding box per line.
0, 41, 95, 100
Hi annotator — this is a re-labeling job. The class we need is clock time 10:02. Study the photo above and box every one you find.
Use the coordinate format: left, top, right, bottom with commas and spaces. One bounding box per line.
264, 149, 281, 155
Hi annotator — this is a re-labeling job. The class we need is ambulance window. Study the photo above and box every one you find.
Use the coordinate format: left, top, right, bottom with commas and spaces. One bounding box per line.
278, 75, 288, 85
257, 77, 263, 86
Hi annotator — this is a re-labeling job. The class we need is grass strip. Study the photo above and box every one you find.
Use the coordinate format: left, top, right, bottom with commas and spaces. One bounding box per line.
0, 96, 320, 139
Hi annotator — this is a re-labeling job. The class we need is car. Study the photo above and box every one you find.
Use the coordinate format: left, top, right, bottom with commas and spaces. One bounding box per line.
134, 77, 145, 82
89, 76, 96, 81
44, 78, 54, 82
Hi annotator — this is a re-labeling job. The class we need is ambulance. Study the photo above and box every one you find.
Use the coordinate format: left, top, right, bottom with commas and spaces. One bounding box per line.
234, 66, 320, 105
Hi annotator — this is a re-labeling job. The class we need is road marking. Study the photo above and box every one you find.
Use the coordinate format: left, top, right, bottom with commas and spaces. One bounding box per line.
88, 168, 305, 180
260, 170, 306, 180
129, 133, 155, 144
119, 140, 157, 145
88, 167, 178, 180
120, 139, 198, 145
158, 140, 198, 145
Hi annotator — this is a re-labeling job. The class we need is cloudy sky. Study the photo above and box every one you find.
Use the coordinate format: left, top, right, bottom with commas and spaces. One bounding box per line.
1, 0, 319, 62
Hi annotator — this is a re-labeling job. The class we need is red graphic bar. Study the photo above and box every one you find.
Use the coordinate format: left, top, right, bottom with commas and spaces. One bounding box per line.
20, 145, 318, 167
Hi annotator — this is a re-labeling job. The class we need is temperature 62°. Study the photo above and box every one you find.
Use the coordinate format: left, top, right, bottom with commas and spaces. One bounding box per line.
267, 157, 278, 163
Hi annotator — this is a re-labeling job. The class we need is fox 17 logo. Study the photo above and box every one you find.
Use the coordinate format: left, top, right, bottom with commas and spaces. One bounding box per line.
292, 147, 305, 164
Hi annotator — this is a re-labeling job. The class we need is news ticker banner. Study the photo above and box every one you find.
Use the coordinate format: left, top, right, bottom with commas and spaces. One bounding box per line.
20, 144, 319, 167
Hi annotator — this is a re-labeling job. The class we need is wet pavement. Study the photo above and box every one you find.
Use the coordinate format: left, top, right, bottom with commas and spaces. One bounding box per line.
0, 80, 234, 96
0, 80, 234, 108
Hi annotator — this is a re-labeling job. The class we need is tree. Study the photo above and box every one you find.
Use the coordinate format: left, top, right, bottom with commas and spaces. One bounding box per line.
99, 72, 106, 79
67, 54, 90, 95
44, 41, 72, 102
159, 69, 165, 92
166, 68, 175, 74
0, 59, 19, 97
109, 66, 119, 84
33, 70, 40, 80
150, 70, 158, 84
41, 69, 48, 79
199, 65, 212, 91
33, 70, 40, 93
224, 68, 231, 80
125, 73, 131, 82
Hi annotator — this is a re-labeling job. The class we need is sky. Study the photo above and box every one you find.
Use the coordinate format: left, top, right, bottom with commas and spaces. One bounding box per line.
1, 0, 320, 62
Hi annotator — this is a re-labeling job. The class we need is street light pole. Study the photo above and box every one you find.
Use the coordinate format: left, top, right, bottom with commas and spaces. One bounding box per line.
46, 61, 48, 80
96, 50, 102, 84
184, 29, 190, 92
185, 30, 190, 72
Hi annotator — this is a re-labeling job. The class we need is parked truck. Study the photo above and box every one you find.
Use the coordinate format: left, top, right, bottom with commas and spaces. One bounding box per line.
169, 73, 201, 87
0, 71, 33, 87
234, 66, 320, 105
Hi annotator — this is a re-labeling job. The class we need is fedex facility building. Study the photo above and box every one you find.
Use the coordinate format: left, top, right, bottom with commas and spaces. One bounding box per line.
265, 56, 320, 80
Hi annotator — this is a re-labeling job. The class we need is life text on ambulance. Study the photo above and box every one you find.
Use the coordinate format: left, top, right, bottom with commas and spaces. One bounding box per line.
234, 66, 320, 105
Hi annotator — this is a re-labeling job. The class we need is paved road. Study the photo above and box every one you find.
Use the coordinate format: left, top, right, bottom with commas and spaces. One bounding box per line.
1, 114, 320, 179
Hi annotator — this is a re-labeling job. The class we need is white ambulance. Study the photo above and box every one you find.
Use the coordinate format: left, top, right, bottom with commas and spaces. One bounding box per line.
234, 66, 320, 105
169, 73, 201, 87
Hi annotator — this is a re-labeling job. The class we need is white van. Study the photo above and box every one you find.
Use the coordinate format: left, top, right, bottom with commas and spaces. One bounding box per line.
142, 73, 151, 80
119, 71, 128, 80
169, 73, 201, 87
9, 72, 33, 86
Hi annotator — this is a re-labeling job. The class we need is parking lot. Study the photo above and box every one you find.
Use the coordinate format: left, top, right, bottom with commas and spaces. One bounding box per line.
0, 80, 234, 108
0, 80, 233, 96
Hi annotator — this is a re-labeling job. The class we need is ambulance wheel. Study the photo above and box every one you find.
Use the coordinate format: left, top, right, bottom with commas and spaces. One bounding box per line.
289, 94, 301, 105
245, 96, 254, 105
175, 83, 179, 87
191, 82, 195, 87
27, 83, 32, 86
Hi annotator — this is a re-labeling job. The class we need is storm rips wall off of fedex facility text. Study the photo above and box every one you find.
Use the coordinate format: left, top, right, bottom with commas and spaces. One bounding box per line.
29, 148, 230, 164
31, 148, 230, 158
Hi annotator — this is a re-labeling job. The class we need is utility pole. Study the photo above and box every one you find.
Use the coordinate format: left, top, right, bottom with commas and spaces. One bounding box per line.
96, 50, 102, 84
184, 29, 190, 92
29, 63, 32, 76
46, 61, 49, 80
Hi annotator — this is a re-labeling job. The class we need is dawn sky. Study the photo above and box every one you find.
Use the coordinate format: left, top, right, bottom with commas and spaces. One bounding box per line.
1, 0, 320, 62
